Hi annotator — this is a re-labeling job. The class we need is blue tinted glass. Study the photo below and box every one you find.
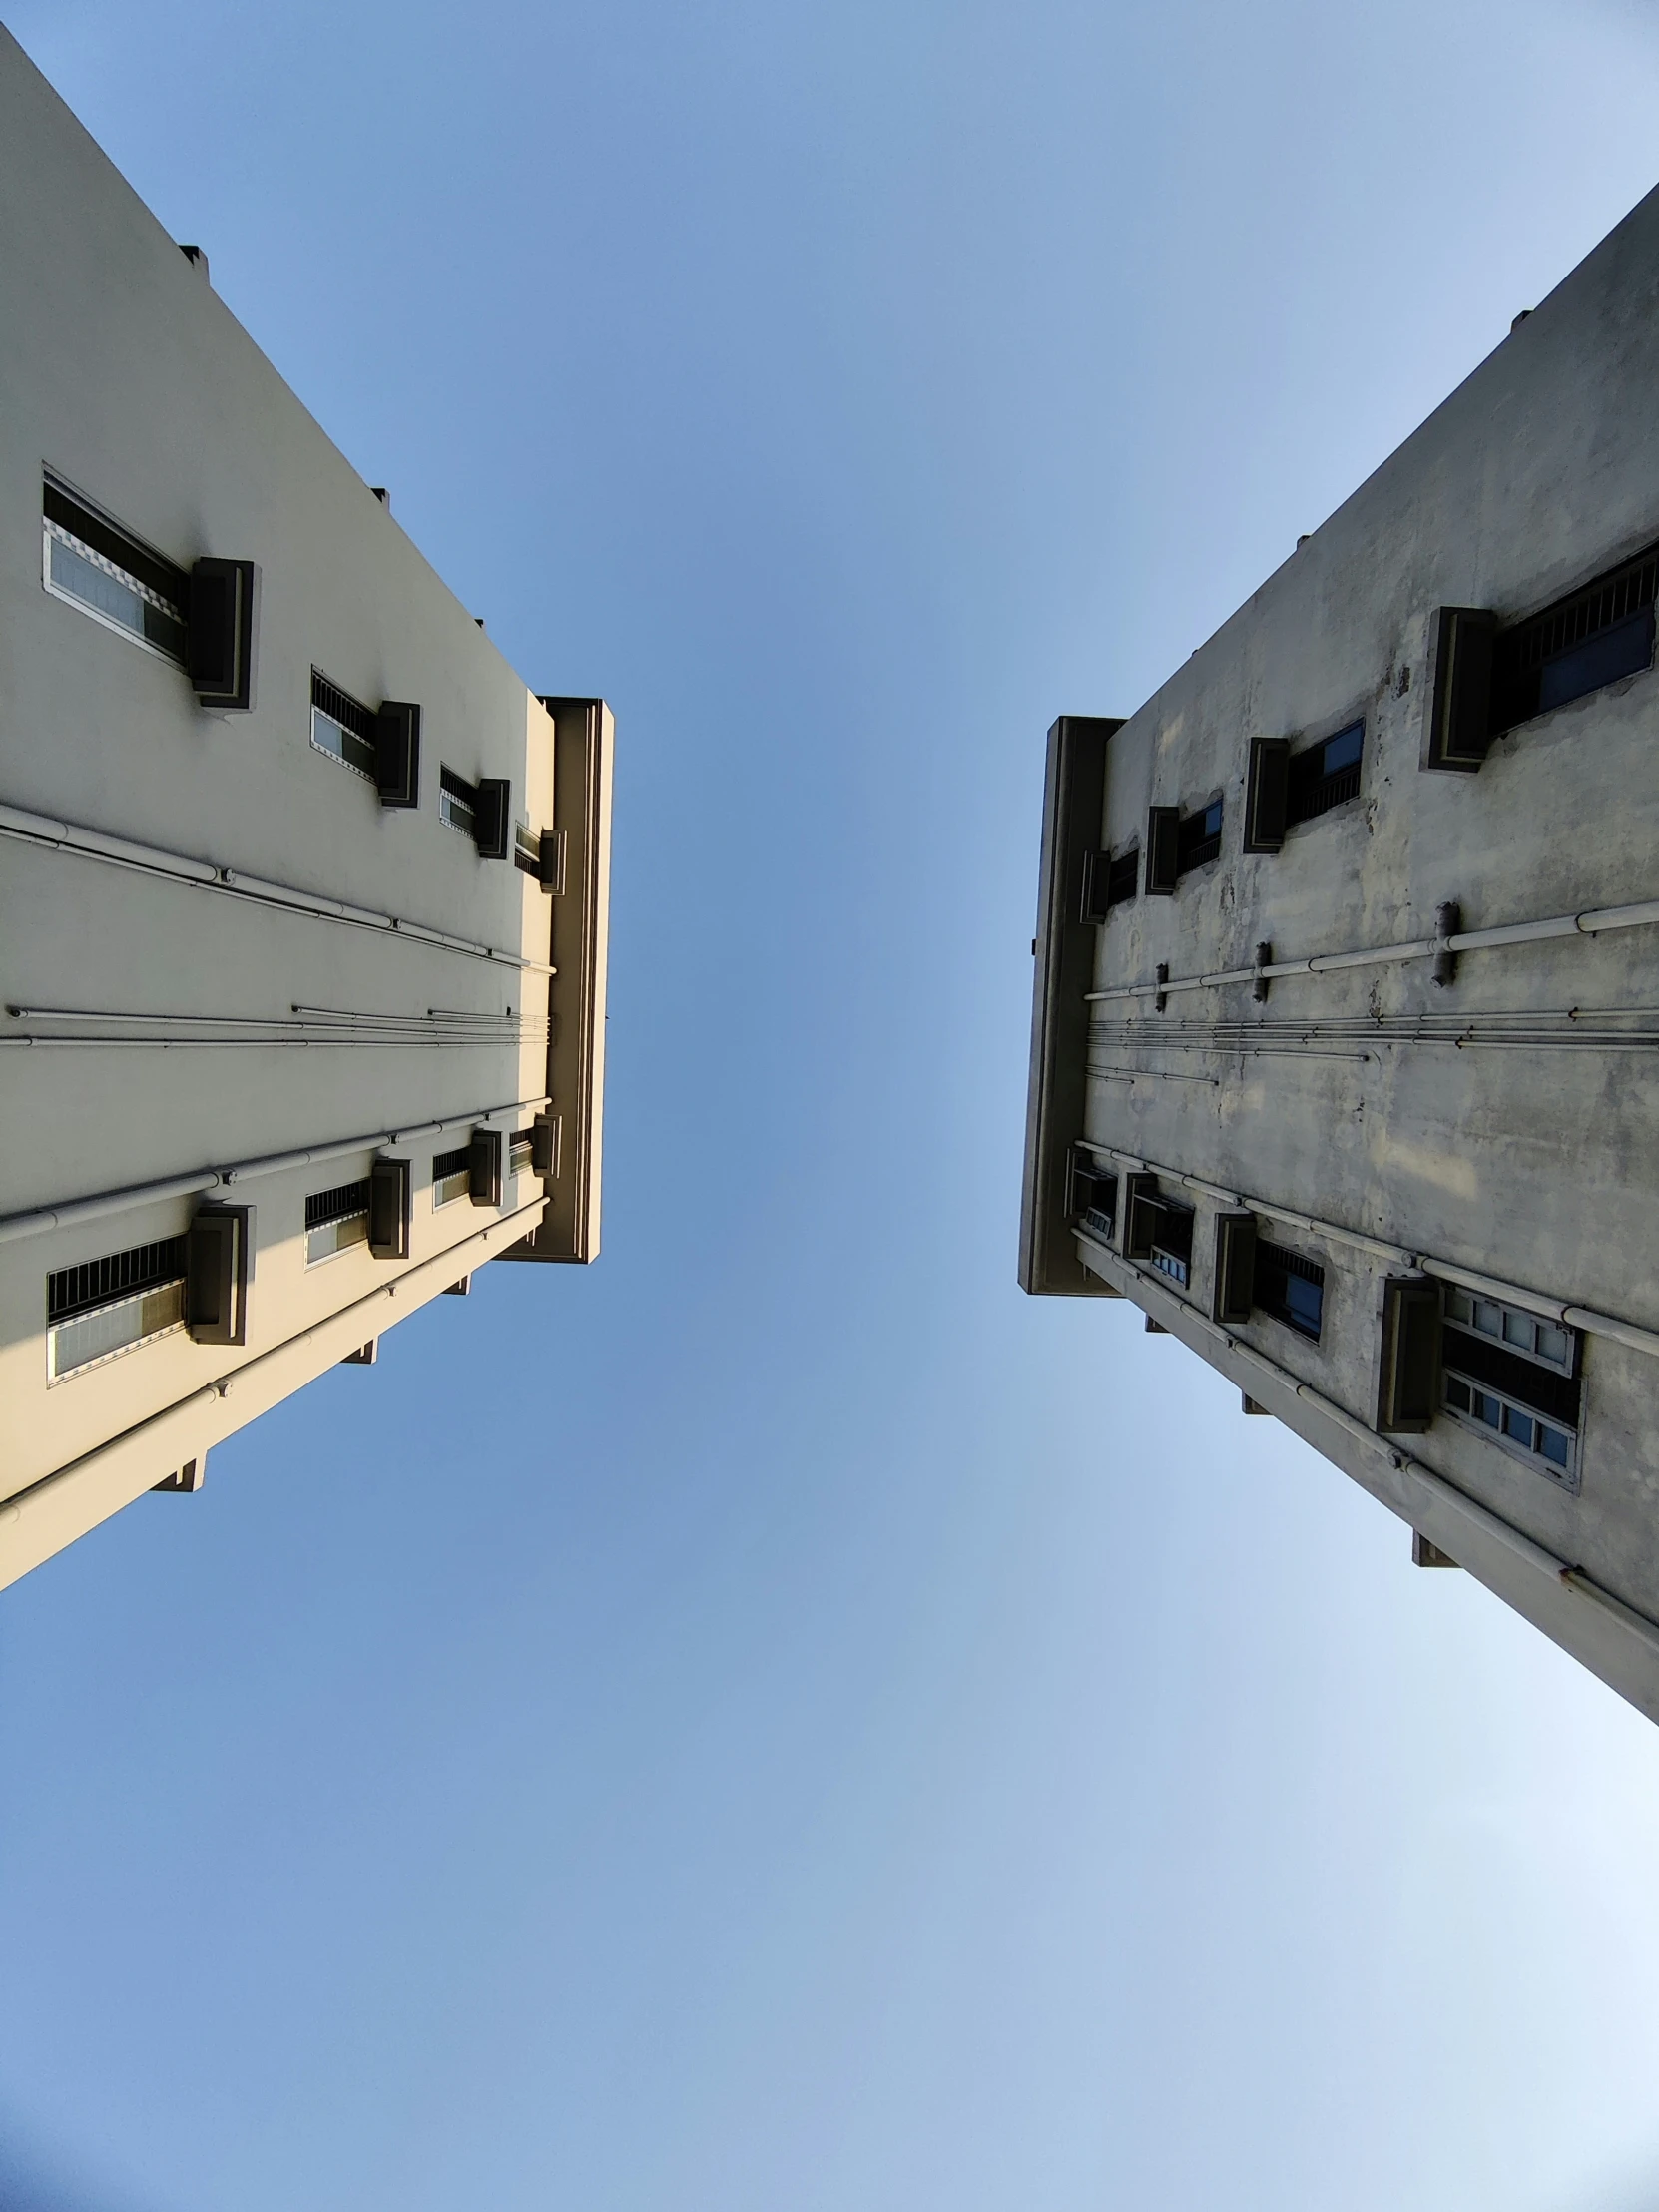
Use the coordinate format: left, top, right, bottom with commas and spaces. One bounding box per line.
1537, 608, 1654, 712
1445, 1376, 1470, 1412
1321, 722, 1363, 775
1202, 800, 1223, 835
1502, 1404, 1533, 1445
1538, 1425, 1570, 1468
1475, 1392, 1501, 1429
1285, 1275, 1323, 1333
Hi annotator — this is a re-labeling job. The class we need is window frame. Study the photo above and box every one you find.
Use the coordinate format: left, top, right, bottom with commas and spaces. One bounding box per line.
310, 669, 380, 784
41, 476, 189, 668
1438, 1285, 1582, 1490
46, 1234, 189, 1383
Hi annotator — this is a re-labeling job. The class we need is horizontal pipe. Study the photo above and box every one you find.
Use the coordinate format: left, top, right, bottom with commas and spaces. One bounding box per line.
0, 1092, 552, 1244
1067, 1137, 1659, 1352
0, 799, 550, 976
1084, 894, 1659, 1004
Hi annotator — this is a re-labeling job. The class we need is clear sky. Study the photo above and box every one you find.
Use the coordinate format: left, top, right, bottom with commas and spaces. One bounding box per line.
5, 3, 1659, 2207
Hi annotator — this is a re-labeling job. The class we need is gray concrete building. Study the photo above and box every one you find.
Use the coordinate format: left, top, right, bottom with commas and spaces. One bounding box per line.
0, 29, 612, 1588
1022, 183, 1659, 1723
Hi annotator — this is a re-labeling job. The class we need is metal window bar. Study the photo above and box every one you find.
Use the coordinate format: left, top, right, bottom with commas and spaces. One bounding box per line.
304, 1179, 372, 1232
1491, 540, 1659, 733
48, 1234, 188, 1325
1284, 722, 1364, 828
43, 477, 188, 610
1253, 1238, 1325, 1340
439, 766, 478, 836
1176, 802, 1222, 875
310, 670, 378, 745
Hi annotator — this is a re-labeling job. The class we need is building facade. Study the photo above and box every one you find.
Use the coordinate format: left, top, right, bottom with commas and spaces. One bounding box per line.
1022, 183, 1659, 1723
0, 30, 612, 1588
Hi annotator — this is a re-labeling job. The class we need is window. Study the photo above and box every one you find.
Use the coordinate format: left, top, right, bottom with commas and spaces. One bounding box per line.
1253, 1239, 1325, 1341
1125, 1178, 1194, 1287
311, 670, 379, 781
42, 475, 189, 664
1066, 1149, 1117, 1242
305, 1179, 371, 1264
439, 766, 478, 838
1080, 846, 1139, 920
1429, 542, 1659, 770
440, 769, 512, 858
1145, 801, 1222, 893
1285, 720, 1363, 828
514, 821, 543, 875
432, 1145, 471, 1208
509, 1130, 535, 1176
47, 1235, 188, 1381
1491, 541, 1658, 734
1176, 800, 1223, 874
1439, 1287, 1581, 1487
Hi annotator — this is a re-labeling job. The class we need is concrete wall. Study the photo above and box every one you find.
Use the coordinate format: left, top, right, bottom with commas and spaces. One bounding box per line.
0, 29, 611, 1581
1024, 176, 1659, 1718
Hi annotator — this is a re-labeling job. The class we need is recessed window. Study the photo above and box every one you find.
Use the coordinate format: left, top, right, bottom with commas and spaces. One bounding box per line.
1080, 845, 1139, 920
509, 1130, 535, 1177
42, 475, 188, 665
1285, 720, 1363, 828
432, 1145, 471, 1208
1440, 1287, 1581, 1488
1125, 1179, 1194, 1287
1066, 1148, 1117, 1241
1145, 802, 1222, 893
439, 767, 478, 838
1254, 1239, 1325, 1341
47, 1234, 187, 1381
514, 820, 543, 874
304, 1180, 371, 1265
1491, 541, 1658, 733
1176, 800, 1222, 874
311, 670, 378, 782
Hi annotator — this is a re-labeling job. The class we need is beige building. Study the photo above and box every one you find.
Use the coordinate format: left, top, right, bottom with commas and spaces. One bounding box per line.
0, 29, 612, 1588
1022, 183, 1659, 1723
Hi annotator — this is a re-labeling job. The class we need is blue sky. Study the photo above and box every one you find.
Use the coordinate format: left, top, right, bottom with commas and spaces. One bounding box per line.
6, 2, 1659, 2207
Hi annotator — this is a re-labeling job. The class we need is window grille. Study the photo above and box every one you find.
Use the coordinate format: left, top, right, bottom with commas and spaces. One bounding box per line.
310, 669, 379, 781
1128, 1190, 1193, 1287
1490, 540, 1659, 733
509, 1130, 535, 1174
1253, 1239, 1325, 1340
432, 1145, 471, 1207
42, 475, 188, 664
46, 1234, 189, 1382
514, 821, 543, 875
1284, 721, 1363, 828
439, 766, 478, 837
304, 1179, 371, 1264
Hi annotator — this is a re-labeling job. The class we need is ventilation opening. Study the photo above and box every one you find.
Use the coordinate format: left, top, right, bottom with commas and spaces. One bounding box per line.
1285, 721, 1363, 827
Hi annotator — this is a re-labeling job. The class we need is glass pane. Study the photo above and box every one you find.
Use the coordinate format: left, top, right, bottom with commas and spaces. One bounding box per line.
1502, 1404, 1533, 1445
1536, 1324, 1570, 1366
48, 530, 186, 660
305, 1211, 368, 1264
1474, 1391, 1501, 1429
1285, 1275, 1323, 1334
1445, 1288, 1472, 1325
1445, 1376, 1470, 1412
1322, 723, 1363, 775
1473, 1301, 1502, 1339
310, 705, 377, 780
1503, 1311, 1535, 1351
1538, 1426, 1571, 1469
49, 1277, 185, 1379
